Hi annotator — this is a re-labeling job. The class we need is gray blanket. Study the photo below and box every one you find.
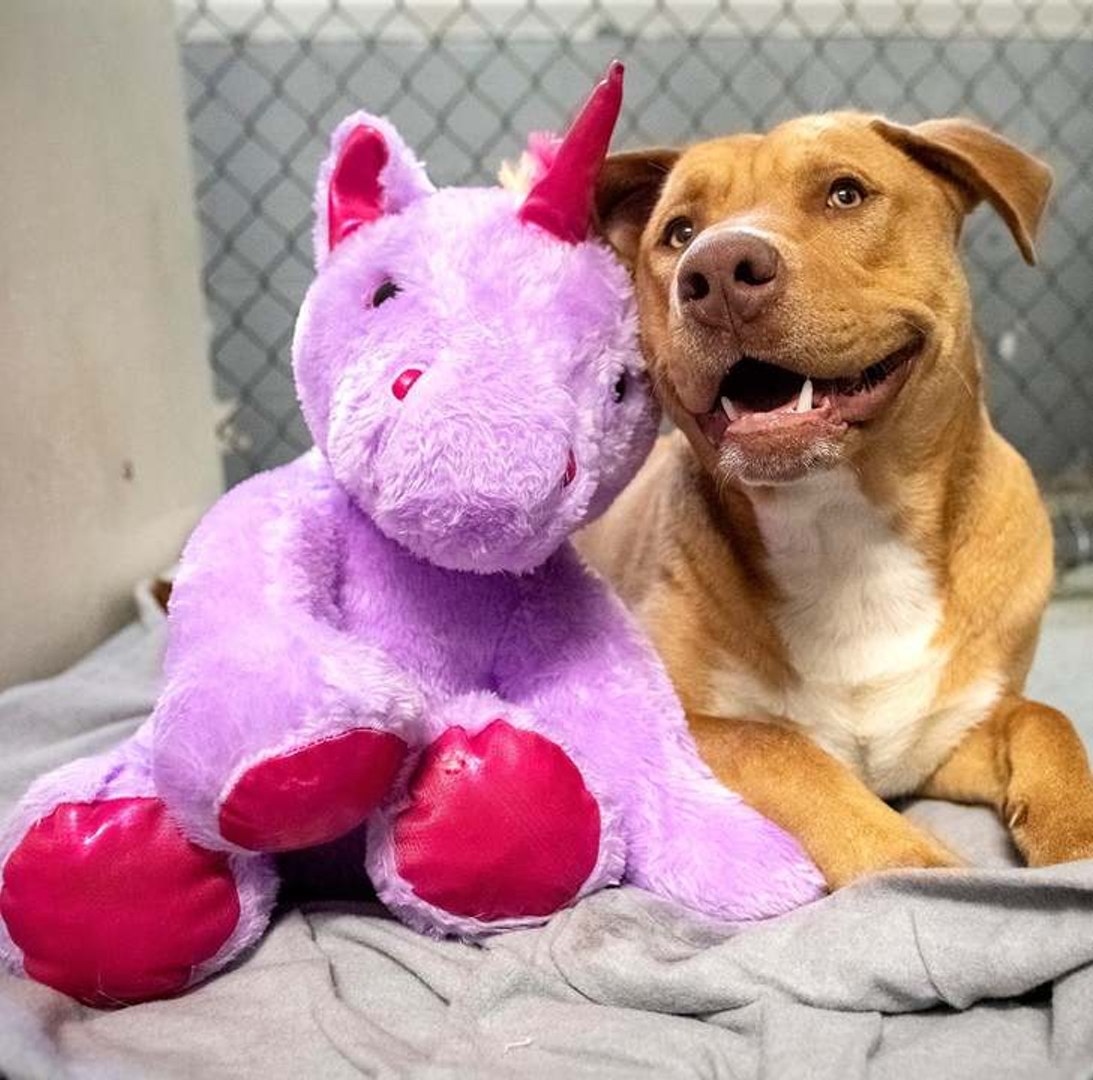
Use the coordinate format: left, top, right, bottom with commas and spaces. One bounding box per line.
2, 622, 1092, 1080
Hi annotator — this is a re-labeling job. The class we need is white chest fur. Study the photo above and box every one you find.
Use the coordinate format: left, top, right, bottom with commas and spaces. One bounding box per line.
705, 468, 999, 797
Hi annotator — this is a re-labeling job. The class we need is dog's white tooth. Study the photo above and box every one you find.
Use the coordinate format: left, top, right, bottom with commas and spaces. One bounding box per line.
796, 378, 814, 412
721, 396, 739, 422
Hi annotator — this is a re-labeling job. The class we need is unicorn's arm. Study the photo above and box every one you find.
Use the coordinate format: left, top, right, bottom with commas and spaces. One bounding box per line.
152, 451, 423, 853
492, 544, 824, 919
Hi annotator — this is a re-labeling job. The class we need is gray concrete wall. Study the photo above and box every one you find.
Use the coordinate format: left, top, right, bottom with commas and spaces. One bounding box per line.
0, 1, 221, 688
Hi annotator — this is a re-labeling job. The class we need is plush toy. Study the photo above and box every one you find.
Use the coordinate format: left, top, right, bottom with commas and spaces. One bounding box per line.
0, 64, 823, 1007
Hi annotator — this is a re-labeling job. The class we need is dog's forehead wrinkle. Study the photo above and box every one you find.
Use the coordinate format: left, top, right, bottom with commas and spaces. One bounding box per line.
676, 133, 874, 227
666, 167, 728, 212
667, 134, 765, 207
763, 117, 901, 187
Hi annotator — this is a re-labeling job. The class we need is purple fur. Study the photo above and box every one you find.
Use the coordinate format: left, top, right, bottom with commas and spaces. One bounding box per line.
0, 98, 824, 1000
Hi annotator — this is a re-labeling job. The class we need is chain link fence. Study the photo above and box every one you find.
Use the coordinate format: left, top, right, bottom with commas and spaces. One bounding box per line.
175, 0, 1093, 513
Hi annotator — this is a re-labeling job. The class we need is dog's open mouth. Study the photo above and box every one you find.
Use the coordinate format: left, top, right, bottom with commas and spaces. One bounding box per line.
695, 335, 921, 448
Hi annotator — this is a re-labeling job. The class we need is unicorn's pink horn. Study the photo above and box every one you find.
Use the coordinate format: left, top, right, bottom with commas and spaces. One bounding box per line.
517, 61, 624, 244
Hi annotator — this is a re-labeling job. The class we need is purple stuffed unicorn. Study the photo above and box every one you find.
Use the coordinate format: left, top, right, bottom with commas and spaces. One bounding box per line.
0, 64, 822, 1006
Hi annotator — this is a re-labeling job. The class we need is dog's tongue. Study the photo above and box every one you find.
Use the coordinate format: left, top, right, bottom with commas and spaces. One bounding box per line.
704, 335, 921, 444
697, 395, 842, 447
727, 397, 836, 433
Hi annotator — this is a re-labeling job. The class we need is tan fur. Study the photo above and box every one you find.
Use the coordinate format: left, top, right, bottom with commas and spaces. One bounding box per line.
580, 113, 1088, 889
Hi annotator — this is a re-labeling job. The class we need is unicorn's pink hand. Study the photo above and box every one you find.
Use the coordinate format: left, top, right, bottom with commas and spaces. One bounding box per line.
218, 728, 407, 852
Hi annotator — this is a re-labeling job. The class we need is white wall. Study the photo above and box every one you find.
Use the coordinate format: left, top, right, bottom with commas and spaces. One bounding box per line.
0, 0, 220, 689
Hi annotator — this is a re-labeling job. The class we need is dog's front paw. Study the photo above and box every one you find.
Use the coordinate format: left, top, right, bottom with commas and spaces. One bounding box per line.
1009, 783, 1093, 867
820, 822, 962, 890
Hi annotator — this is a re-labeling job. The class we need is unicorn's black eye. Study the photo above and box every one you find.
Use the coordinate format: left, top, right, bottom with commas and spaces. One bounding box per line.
612, 372, 628, 403
371, 280, 401, 307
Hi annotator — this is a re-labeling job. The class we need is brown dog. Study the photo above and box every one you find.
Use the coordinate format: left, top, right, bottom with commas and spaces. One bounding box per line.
580, 113, 1093, 888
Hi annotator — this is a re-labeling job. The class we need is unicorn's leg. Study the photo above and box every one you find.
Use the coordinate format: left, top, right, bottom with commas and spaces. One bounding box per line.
366, 693, 624, 937
0, 724, 277, 1006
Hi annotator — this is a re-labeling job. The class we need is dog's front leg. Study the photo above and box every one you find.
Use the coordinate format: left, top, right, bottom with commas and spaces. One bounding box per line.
920, 696, 1093, 866
689, 714, 960, 889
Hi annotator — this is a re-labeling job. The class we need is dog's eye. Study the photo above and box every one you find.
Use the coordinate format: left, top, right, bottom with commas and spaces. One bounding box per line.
664, 217, 695, 250
612, 371, 628, 403
370, 280, 401, 307
827, 178, 866, 210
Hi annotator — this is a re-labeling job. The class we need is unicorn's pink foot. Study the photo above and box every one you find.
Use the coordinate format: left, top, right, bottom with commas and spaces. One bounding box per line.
392, 720, 601, 921
218, 728, 407, 852
1, 797, 240, 1006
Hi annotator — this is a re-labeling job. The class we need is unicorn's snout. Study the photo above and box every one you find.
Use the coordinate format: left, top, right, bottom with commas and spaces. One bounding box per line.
389, 369, 578, 492
371, 404, 581, 573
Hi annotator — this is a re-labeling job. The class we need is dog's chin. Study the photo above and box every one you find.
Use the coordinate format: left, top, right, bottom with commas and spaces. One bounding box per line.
716, 425, 847, 486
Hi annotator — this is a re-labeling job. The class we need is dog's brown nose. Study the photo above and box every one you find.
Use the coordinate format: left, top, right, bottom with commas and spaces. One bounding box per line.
678, 231, 784, 325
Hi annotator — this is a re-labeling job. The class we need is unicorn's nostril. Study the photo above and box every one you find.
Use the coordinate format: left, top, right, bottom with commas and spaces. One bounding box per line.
562, 450, 577, 488
392, 368, 423, 400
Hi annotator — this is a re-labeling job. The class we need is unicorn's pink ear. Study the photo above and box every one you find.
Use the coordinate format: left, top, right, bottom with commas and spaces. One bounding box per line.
313, 112, 435, 268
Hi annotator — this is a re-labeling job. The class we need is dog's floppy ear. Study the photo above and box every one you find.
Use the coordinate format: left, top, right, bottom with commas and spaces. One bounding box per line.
594, 148, 680, 265
871, 118, 1052, 265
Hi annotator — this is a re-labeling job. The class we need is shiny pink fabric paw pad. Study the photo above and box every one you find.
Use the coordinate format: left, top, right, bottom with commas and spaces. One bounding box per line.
393, 720, 600, 921
1, 797, 240, 1006
219, 729, 407, 852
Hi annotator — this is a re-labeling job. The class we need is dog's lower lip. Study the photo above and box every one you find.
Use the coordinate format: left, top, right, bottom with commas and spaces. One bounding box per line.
694, 336, 922, 449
